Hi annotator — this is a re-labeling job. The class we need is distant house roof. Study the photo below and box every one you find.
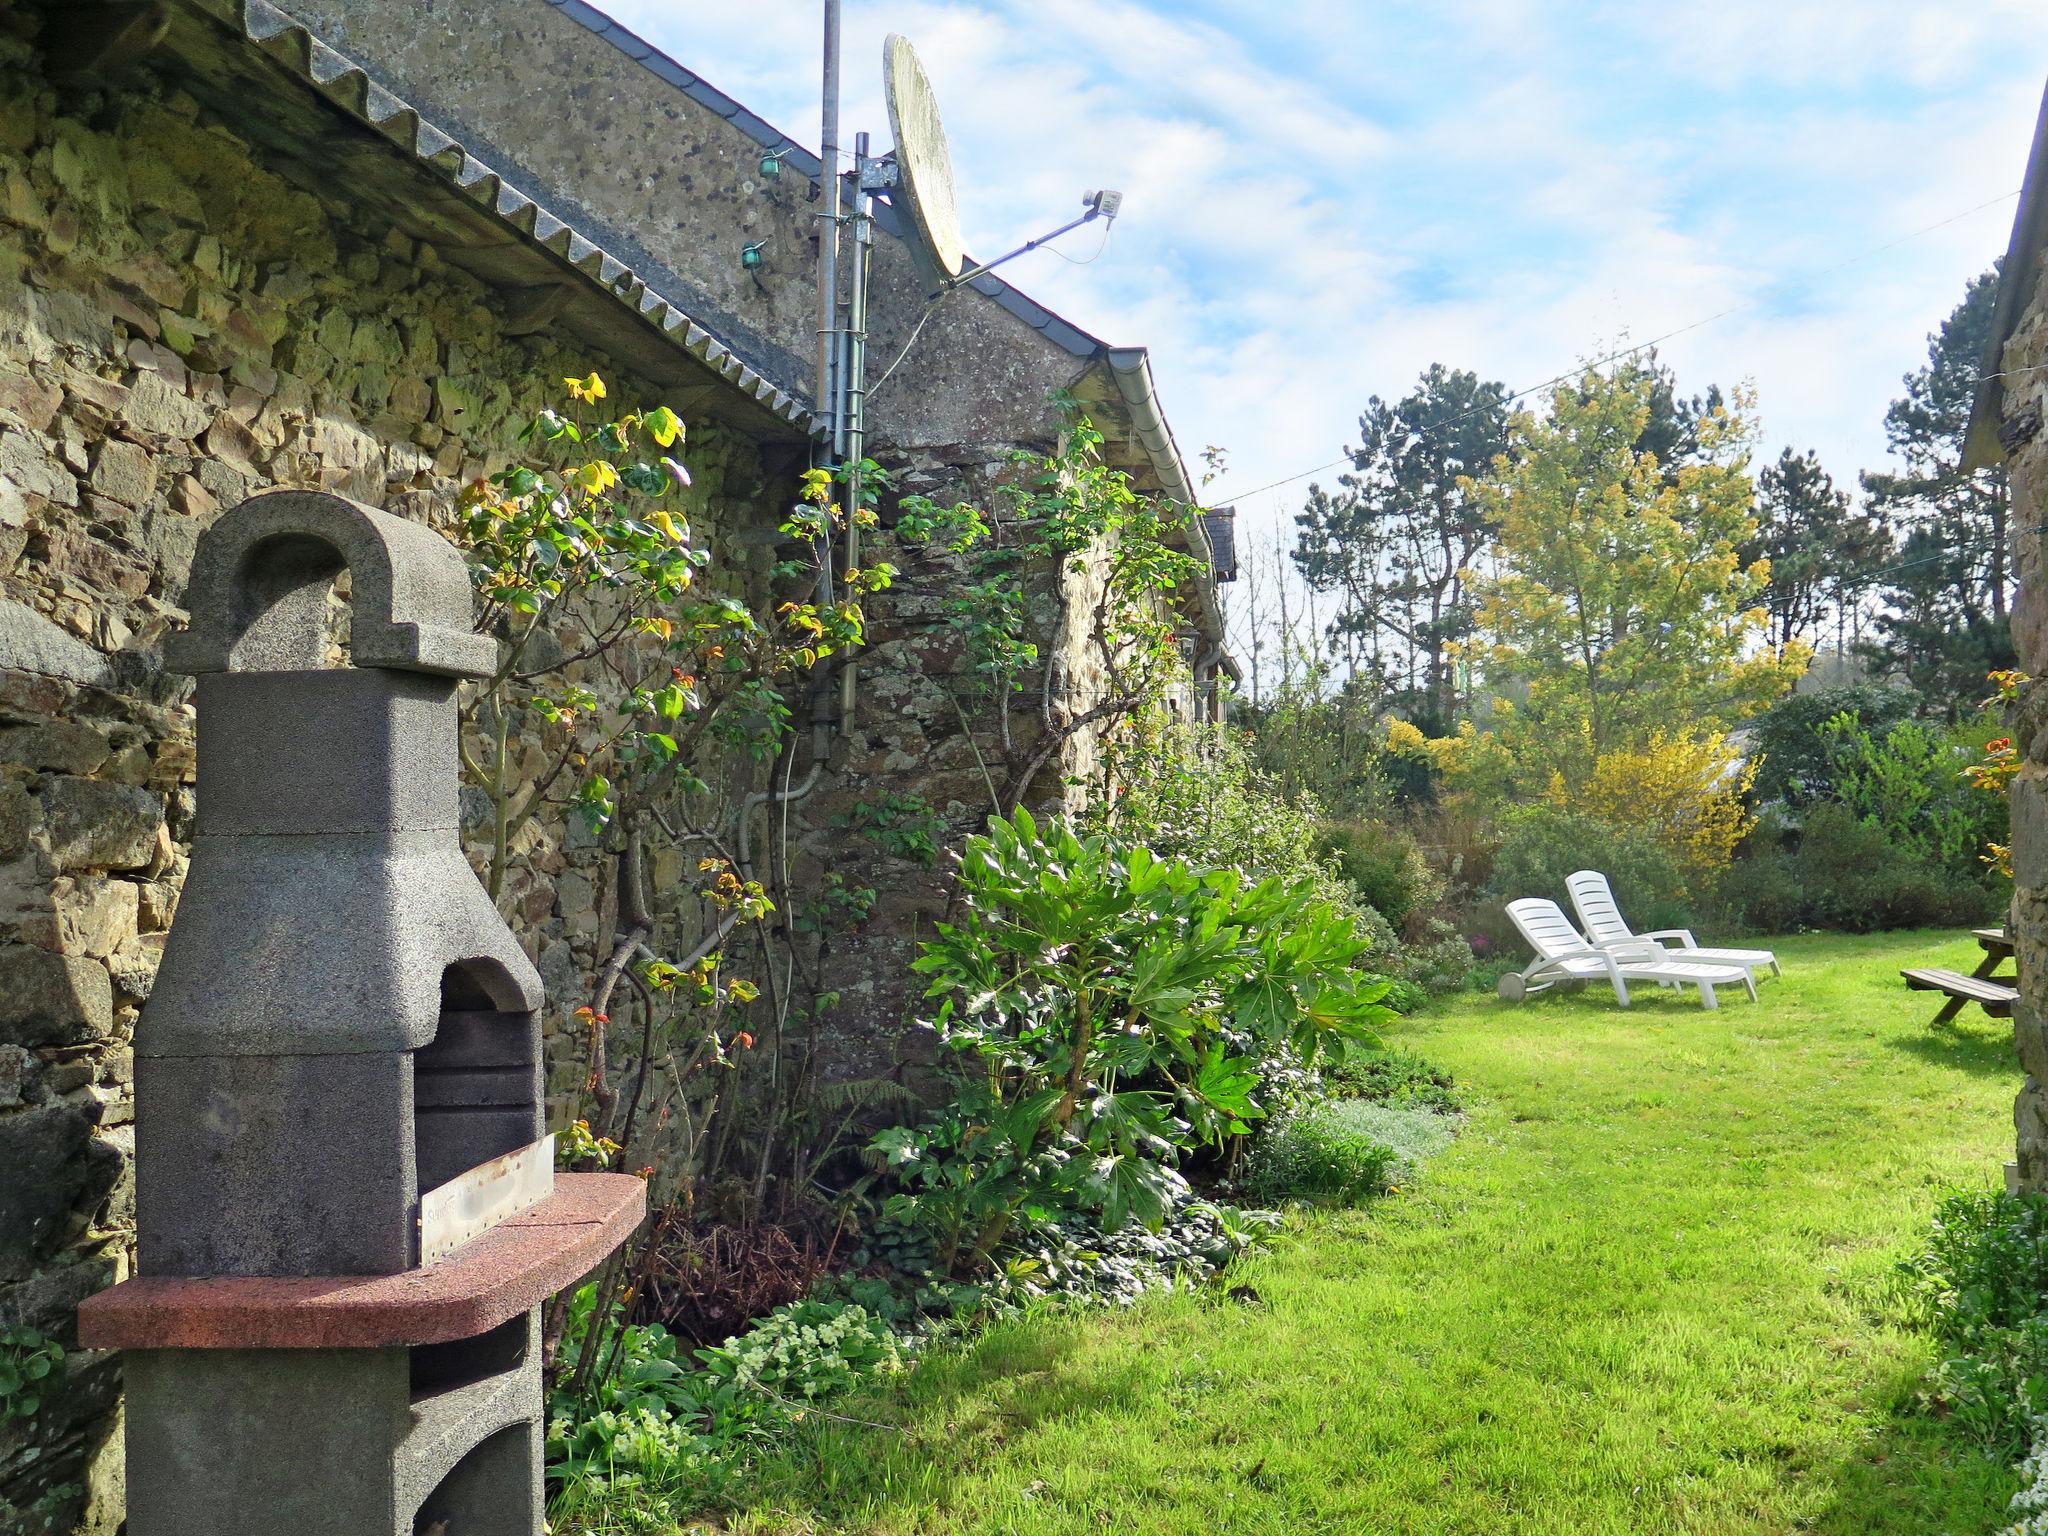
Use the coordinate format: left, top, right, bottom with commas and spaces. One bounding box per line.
1201, 507, 1239, 584
1965, 78, 2048, 469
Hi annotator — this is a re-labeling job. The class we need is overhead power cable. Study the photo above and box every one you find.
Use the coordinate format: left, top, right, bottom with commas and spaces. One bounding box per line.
1849, 520, 2045, 586
1210, 189, 2024, 509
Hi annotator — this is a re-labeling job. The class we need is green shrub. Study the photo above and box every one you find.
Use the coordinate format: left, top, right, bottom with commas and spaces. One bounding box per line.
1397, 919, 1481, 995
1821, 709, 2007, 882
999, 1198, 1281, 1310
1242, 1100, 1457, 1204
1748, 684, 1919, 805
1707, 842, 1807, 936
1715, 804, 2000, 935
1098, 719, 1359, 918
869, 806, 1393, 1275
1462, 953, 1520, 994
1484, 805, 1690, 926
1319, 820, 1438, 931
1795, 804, 1999, 931
1317, 824, 1476, 994
1098, 722, 1466, 994
1894, 1188, 2048, 1458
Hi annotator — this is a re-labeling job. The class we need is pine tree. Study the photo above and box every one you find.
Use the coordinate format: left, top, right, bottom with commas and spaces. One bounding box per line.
1860, 265, 2014, 710
1744, 447, 1887, 651
1292, 364, 1509, 728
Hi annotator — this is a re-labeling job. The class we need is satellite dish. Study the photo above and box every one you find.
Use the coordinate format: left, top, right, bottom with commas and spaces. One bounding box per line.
883, 33, 966, 294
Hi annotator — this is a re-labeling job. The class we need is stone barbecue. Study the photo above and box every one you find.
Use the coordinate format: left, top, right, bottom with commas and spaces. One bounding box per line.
75, 490, 643, 1534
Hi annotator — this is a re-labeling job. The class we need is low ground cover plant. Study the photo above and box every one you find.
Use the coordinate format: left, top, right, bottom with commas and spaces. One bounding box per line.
1894, 1188, 2048, 1459
1240, 1043, 1466, 1206
547, 1292, 912, 1527
1240, 1101, 1403, 1204
2006, 1434, 2048, 1536
1321, 1046, 1463, 1114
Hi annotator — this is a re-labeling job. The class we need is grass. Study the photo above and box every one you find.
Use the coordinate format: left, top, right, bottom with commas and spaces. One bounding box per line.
694, 931, 2025, 1536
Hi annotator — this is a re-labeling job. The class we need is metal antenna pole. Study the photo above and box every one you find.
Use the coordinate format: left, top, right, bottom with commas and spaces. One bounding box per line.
816, 0, 842, 465
840, 129, 876, 723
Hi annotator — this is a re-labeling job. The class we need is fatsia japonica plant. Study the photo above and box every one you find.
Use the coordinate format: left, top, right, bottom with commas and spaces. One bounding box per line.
869, 807, 1392, 1275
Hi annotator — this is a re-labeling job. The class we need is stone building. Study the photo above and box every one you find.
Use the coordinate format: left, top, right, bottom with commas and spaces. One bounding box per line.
1969, 80, 2048, 1194
0, 0, 1229, 1527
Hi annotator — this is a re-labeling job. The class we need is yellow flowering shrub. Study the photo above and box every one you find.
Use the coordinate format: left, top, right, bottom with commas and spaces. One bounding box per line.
1555, 730, 1755, 888
1384, 719, 1428, 756
1411, 717, 1524, 805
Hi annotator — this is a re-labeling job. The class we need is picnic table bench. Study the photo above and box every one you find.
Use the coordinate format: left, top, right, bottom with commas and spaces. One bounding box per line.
1901, 929, 2018, 1024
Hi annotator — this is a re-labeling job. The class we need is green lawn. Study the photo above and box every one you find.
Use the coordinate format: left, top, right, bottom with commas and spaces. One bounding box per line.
720, 931, 2023, 1535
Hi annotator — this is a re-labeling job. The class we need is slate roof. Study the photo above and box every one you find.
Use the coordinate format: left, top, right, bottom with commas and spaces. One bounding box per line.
541, 0, 1108, 361
197, 0, 812, 430
172, 0, 1226, 625
1202, 508, 1239, 584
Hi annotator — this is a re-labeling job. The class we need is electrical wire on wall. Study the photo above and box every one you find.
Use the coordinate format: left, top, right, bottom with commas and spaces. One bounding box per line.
866, 290, 952, 401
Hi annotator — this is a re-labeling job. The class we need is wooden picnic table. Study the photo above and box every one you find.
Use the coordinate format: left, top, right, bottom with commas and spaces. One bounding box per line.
1973, 927, 2016, 980
1900, 927, 2018, 1025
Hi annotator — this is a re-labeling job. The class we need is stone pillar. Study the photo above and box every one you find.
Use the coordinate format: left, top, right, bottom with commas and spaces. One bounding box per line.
2001, 258, 2048, 1190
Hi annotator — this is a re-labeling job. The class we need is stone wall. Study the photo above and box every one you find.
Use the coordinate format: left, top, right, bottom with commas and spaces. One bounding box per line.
788, 439, 1115, 1083
0, 28, 792, 1528
0, 4, 1201, 1525
261, 0, 1106, 467
1999, 227, 2048, 1192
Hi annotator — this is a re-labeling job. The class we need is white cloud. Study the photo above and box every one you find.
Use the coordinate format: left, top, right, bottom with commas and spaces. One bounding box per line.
590, 0, 2048, 550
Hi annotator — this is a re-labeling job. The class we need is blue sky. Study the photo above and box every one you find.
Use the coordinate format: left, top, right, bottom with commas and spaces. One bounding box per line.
598, 0, 2048, 549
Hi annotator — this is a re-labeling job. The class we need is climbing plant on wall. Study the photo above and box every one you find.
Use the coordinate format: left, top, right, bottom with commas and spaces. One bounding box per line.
457, 376, 919, 1374
891, 401, 1210, 810
458, 377, 894, 1186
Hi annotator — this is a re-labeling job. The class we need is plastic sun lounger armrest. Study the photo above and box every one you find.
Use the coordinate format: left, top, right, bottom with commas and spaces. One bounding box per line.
1592, 939, 1671, 963
1526, 944, 1613, 967
1637, 928, 1700, 948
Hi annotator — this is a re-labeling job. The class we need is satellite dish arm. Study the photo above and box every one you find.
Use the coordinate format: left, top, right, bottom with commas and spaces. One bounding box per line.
946, 193, 1120, 290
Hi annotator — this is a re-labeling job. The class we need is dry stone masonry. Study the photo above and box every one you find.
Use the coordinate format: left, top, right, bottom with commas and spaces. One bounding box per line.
1975, 98, 2048, 1194
0, 29, 775, 1529
1997, 247, 2048, 1189
0, 2, 1225, 1526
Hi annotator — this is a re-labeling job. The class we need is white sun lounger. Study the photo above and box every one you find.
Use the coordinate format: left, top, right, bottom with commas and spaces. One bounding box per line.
1502, 897, 1757, 1008
1566, 869, 1780, 981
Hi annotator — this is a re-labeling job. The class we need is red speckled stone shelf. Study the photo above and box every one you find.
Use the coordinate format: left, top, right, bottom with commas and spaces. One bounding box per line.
78, 1173, 645, 1350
